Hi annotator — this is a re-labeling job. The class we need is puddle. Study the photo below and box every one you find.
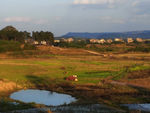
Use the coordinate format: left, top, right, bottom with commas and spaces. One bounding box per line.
123, 104, 150, 112
10, 89, 76, 106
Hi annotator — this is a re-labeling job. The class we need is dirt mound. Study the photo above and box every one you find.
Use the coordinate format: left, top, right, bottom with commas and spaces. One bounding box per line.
37, 46, 95, 55
0, 79, 21, 93
127, 70, 150, 79
119, 69, 150, 89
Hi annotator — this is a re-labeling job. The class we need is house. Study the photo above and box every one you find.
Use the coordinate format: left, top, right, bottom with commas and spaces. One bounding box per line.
67, 38, 74, 43
107, 39, 113, 43
136, 38, 143, 42
114, 38, 124, 42
54, 40, 60, 43
33, 41, 39, 45
60, 38, 74, 43
89, 39, 98, 43
24, 39, 34, 44
98, 39, 106, 44
60, 38, 67, 42
127, 38, 134, 43
41, 41, 47, 45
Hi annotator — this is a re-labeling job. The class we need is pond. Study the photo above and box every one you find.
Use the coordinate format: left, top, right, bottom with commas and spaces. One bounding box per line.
10, 89, 76, 106
123, 104, 150, 112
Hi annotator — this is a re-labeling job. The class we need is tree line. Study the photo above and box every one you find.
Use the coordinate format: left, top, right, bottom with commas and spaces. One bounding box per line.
0, 26, 54, 45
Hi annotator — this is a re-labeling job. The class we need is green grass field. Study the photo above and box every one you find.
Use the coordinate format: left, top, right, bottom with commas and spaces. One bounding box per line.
0, 51, 150, 112
0, 54, 149, 84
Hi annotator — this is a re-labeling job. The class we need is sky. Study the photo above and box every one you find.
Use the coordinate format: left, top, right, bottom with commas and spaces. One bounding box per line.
0, 0, 150, 36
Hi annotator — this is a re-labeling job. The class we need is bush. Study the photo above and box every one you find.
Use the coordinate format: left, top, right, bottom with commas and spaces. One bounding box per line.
23, 43, 36, 50
57, 41, 87, 48
0, 40, 21, 53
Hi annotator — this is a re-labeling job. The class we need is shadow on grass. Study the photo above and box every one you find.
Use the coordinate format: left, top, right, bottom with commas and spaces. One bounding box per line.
25, 75, 57, 90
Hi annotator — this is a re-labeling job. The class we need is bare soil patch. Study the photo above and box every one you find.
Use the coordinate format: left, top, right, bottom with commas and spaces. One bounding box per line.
0, 79, 21, 94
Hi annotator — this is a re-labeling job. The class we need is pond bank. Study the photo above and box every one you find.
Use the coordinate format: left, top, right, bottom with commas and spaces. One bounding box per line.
0, 79, 22, 97
0, 104, 125, 113
1, 78, 150, 112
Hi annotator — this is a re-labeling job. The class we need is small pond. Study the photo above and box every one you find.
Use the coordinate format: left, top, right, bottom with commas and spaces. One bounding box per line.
10, 89, 76, 106
123, 104, 150, 112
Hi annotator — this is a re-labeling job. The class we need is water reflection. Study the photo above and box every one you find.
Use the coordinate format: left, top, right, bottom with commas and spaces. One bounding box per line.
10, 89, 76, 106
123, 104, 150, 112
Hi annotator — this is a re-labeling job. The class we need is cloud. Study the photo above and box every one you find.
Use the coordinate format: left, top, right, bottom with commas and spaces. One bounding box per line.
73, 0, 127, 9
133, 0, 150, 15
3, 17, 31, 23
100, 16, 125, 24
2, 17, 48, 25
73, 0, 116, 5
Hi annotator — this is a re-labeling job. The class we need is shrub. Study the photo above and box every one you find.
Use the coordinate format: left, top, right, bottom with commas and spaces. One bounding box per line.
23, 43, 36, 50
0, 40, 21, 53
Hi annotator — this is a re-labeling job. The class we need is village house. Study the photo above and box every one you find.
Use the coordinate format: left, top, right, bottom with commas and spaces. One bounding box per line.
60, 38, 67, 42
54, 40, 60, 43
107, 39, 113, 43
136, 38, 143, 42
33, 41, 39, 45
127, 38, 134, 43
98, 39, 106, 44
89, 39, 98, 43
60, 38, 74, 43
41, 41, 47, 45
114, 38, 124, 42
67, 38, 74, 43
24, 39, 34, 44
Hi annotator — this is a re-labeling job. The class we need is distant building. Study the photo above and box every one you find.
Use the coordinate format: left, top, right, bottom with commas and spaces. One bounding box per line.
33, 41, 39, 45
60, 38, 67, 42
41, 41, 47, 45
77, 39, 82, 42
98, 39, 106, 44
136, 38, 143, 42
60, 38, 74, 43
107, 39, 113, 43
89, 39, 98, 43
127, 38, 134, 43
54, 40, 60, 43
114, 38, 124, 42
67, 38, 74, 43
24, 39, 34, 44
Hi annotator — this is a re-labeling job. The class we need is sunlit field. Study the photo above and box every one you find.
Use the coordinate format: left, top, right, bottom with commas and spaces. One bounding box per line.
0, 53, 149, 84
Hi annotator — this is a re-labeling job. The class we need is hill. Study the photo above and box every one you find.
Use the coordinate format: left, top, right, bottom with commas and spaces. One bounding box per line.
1, 26, 18, 32
62, 30, 150, 39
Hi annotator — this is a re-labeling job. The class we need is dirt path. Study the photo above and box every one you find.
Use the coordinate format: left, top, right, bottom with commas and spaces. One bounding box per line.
110, 80, 149, 89
0, 62, 37, 66
84, 50, 102, 55
110, 81, 127, 86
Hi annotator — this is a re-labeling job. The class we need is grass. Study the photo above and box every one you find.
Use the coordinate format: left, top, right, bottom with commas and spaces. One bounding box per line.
0, 98, 45, 112
129, 65, 150, 71
1, 52, 150, 112
0, 54, 149, 84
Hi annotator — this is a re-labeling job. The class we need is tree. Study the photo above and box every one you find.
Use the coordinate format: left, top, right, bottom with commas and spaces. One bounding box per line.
0, 26, 30, 43
32, 31, 54, 45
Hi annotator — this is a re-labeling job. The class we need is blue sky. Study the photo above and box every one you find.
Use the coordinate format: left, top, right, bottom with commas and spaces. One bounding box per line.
0, 0, 150, 36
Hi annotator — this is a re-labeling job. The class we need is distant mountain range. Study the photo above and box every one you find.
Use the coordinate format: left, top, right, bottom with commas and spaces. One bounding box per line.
62, 30, 150, 39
